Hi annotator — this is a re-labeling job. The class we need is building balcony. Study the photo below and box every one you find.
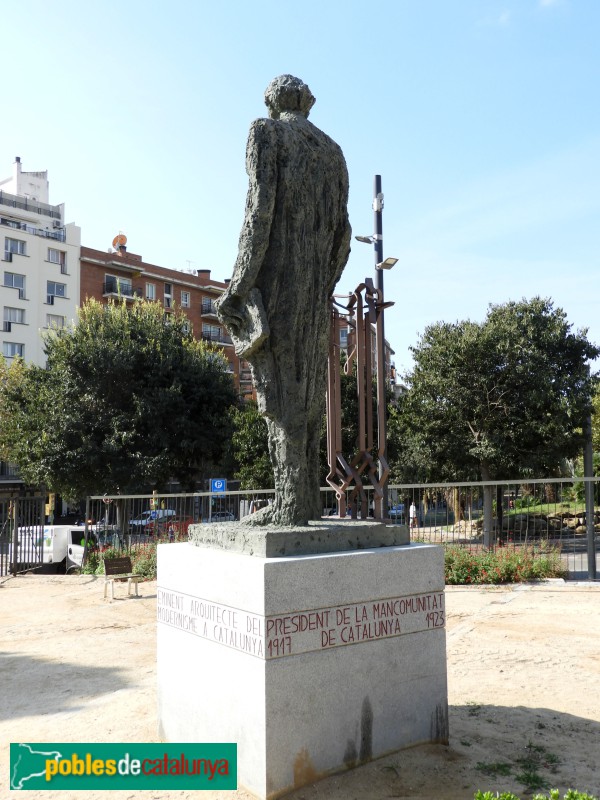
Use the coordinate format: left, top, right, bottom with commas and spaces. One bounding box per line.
102, 280, 143, 299
201, 331, 233, 346
0, 460, 20, 479
0, 189, 61, 220
201, 299, 220, 318
0, 215, 65, 241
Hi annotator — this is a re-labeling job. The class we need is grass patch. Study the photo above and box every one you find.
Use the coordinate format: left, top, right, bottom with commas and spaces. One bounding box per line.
476, 762, 512, 777
475, 793, 598, 800
472, 738, 564, 797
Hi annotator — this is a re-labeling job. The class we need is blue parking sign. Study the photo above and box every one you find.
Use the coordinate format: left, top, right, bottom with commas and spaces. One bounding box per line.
211, 478, 227, 495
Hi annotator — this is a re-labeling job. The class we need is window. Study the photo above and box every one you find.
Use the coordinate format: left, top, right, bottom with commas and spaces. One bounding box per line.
4, 307, 25, 324
3, 342, 24, 358
202, 297, 217, 315
4, 237, 26, 257
47, 281, 66, 304
104, 275, 132, 296
340, 327, 349, 348
146, 282, 156, 300
48, 248, 67, 273
182, 319, 191, 334
3, 272, 25, 299
46, 314, 65, 328
181, 290, 190, 308
202, 323, 221, 341
164, 283, 172, 308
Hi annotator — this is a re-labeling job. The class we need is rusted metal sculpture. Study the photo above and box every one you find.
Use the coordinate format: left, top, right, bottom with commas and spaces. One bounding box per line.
326, 279, 393, 520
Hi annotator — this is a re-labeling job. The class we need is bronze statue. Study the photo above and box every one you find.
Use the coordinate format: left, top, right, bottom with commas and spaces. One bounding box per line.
217, 75, 351, 525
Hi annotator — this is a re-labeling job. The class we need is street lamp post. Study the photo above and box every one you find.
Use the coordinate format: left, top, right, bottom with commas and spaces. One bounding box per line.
355, 174, 396, 518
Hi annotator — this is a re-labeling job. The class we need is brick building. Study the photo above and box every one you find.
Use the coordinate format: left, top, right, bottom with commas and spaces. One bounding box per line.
79, 242, 254, 399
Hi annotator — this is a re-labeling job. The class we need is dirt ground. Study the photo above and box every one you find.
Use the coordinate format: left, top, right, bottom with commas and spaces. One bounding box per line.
1, 574, 599, 800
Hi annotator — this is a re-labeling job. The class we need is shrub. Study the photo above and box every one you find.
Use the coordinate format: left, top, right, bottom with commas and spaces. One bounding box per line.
131, 543, 158, 579
81, 545, 122, 575
81, 542, 158, 579
445, 545, 566, 585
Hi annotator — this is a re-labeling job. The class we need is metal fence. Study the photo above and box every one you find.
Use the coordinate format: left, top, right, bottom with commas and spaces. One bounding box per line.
3, 479, 598, 580
0, 497, 45, 577
0, 189, 62, 219
84, 488, 276, 550
382, 478, 600, 580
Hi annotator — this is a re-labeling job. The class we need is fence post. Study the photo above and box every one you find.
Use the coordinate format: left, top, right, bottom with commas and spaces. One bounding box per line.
10, 499, 18, 577
482, 485, 494, 548
583, 415, 597, 580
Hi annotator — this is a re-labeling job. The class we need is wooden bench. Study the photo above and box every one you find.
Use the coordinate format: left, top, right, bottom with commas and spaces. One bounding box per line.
103, 556, 142, 601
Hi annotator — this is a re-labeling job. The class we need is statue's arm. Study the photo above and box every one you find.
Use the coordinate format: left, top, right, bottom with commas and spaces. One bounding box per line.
328, 169, 352, 291
217, 120, 277, 335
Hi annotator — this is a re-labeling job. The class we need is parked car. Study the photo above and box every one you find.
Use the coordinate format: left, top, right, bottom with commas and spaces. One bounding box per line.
146, 516, 195, 537
209, 511, 236, 523
128, 509, 177, 529
388, 503, 405, 521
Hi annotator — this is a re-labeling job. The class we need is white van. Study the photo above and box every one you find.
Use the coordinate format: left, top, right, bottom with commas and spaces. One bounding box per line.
9, 525, 95, 572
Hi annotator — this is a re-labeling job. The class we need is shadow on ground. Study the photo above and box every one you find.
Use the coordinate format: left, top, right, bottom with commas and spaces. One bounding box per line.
282, 704, 600, 800
0, 651, 130, 721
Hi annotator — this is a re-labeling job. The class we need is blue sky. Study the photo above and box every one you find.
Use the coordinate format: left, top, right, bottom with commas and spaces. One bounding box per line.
4, 0, 599, 376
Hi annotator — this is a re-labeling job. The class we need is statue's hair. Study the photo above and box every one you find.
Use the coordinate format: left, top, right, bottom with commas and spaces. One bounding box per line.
264, 75, 315, 118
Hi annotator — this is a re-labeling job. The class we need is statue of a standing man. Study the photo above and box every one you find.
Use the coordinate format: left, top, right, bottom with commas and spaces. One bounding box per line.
217, 75, 351, 525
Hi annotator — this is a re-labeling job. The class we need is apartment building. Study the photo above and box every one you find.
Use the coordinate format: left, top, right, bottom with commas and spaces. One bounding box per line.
0, 158, 81, 494
79, 242, 254, 399
0, 157, 81, 368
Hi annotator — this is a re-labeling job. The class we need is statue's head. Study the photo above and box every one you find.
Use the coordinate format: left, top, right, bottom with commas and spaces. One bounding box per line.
264, 75, 315, 119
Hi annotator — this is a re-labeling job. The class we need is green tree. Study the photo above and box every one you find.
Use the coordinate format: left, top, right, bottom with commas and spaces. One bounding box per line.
0, 299, 237, 497
393, 298, 598, 541
591, 384, 600, 451
230, 401, 274, 489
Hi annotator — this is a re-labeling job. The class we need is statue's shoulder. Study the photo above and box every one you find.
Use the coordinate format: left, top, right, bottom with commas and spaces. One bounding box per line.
248, 117, 278, 141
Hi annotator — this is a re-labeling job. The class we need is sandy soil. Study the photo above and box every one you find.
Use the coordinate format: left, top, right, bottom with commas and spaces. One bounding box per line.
1, 574, 599, 800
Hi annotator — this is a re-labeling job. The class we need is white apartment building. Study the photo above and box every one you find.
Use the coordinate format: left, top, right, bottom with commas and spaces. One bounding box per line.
0, 157, 80, 367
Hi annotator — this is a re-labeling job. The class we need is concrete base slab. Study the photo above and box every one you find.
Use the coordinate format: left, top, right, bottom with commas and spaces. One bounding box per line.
188, 518, 410, 557
157, 542, 448, 799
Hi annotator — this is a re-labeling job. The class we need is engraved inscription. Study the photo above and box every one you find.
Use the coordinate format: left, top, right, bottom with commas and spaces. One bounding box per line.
157, 587, 264, 658
158, 587, 444, 661
265, 592, 445, 660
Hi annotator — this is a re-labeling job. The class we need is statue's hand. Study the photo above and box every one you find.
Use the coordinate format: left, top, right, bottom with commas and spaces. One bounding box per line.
215, 292, 245, 336
216, 288, 270, 358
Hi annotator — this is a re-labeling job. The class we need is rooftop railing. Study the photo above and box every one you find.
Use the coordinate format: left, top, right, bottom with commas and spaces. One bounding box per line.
0, 190, 61, 220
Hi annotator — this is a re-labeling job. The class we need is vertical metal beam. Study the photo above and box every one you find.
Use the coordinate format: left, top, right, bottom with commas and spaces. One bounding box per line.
583, 414, 597, 580
373, 175, 389, 517
10, 499, 18, 577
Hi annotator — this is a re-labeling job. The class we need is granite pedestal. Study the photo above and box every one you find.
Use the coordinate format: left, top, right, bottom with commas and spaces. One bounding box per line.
157, 522, 448, 799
